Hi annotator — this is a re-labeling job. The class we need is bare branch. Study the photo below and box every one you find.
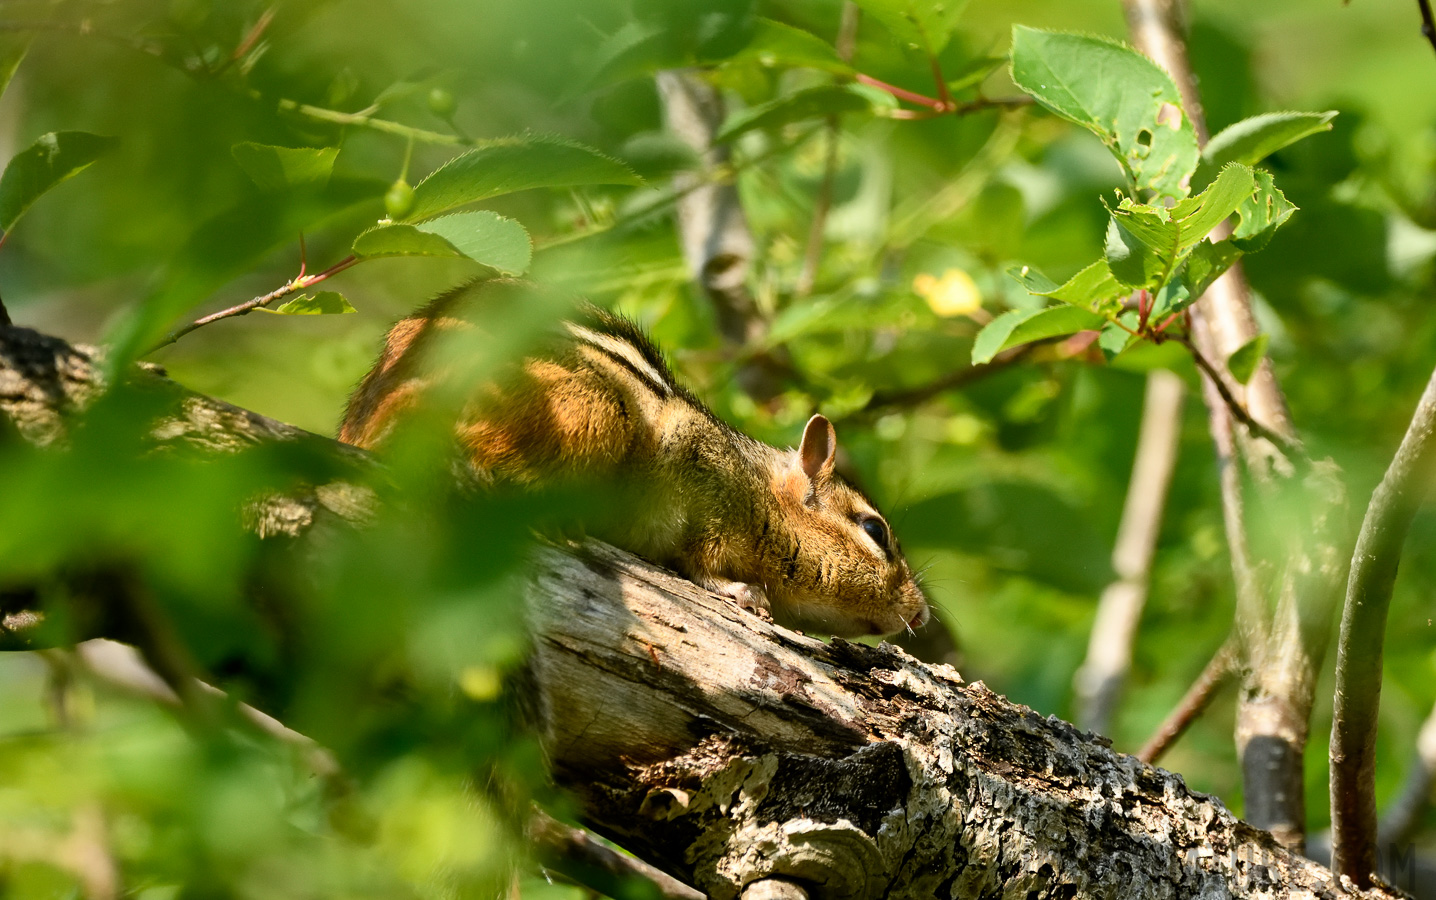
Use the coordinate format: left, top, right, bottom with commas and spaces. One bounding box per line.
1331, 363, 1436, 887
856, 344, 1035, 415
1176, 335, 1303, 464
1137, 638, 1238, 764
528, 808, 705, 900
1123, 0, 1337, 853
149, 254, 359, 354
1418, 0, 1436, 57
1075, 370, 1184, 734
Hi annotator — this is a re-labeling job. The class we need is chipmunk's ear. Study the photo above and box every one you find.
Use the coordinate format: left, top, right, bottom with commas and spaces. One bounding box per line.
799, 414, 837, 481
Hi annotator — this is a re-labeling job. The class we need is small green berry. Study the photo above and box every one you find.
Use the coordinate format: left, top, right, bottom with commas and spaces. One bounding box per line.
427, 87, 457, 119
385, 179, 415, 219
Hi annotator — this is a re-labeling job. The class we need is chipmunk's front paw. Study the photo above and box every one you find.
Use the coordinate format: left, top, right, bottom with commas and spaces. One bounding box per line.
709, 579, 773, 622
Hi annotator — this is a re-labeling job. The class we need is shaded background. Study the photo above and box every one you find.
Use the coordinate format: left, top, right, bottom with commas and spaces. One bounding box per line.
2, 0, 1436, 894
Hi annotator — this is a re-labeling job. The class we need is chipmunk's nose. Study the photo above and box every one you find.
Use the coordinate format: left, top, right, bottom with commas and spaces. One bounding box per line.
909, 605, 930, 629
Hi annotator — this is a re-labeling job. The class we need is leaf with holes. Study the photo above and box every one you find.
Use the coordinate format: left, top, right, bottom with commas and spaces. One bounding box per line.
972, 306, 1106, 365
1010, 26, 1198, 200
354, 211, 532, 275
1181, 239, 1244, 300
406, 137, 641, 222
853, 0, 969, 55
1226, 333, 1269, 385
1105, 163, 1256, 289
1009, 260, 1124, 317
1230, 171, 1296, 252
232, 143, 339, 192
0, 131, 119, 232
260, 291, 355, 316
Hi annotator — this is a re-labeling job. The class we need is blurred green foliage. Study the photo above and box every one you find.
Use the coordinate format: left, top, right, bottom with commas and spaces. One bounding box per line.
3, 0, 1436, 895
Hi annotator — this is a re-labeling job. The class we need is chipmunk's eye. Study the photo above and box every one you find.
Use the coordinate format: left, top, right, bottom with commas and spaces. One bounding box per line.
859, 517, 890, 553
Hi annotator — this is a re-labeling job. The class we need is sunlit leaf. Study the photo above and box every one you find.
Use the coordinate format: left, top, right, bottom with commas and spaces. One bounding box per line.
971, 305, 1105, 364
0, 34, 31, 102
260, 291, 355, 315
1099, 313, 1140, 360
1230, 170, 1296, 252
406, 137, 641, 222
1009, 260, 1124, 316
1196, 110, 1337, 185
0, 131, 118, 232
1182, 239, 1243, 299
231, 143, 340, 192
354, 211, 532, 275
1010, 26, 1198, 200
1105, 163, 1256, 288
1226, 333, 1270, 384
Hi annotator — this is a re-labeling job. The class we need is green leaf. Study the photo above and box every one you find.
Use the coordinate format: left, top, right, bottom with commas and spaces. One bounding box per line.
971, 305, 1105, 364
946, 55, 1006, 94
716, 85, 879, 143
853, 0, 969, 55
0, 131, 119, 232
231, 143, 340, 192
1009, 260, 1124, 316
574, 22, 674, 95
1230, 170, 1296, 252
1105, 163, 1257, 288
406, 137, 641, 222
731, 19, 852, 72
1010, 26, 1198, 200
1226, 333, 1269, 385
1099, 313, 1140, 360
1182, 239, 1243, 299
1196, 110, 1336, 184
0, 34, 31, 102
354, 210, 532, 275
261, 291, 356, 316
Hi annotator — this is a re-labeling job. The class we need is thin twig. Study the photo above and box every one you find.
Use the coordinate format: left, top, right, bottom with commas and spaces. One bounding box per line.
858, 343, 1036, 414
1074, 370, 1184, 735
1330, 362, 1436, 887
1175, 335, 1303, 462
527, 807, 705, 900
209, 5, 276, 78
148, 254, 359, 354
1137, 638, 1238, 764
1418, 0, 1436, 56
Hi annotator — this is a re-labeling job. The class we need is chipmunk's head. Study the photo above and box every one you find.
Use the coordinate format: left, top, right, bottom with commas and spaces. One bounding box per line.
762, 415, 930, 638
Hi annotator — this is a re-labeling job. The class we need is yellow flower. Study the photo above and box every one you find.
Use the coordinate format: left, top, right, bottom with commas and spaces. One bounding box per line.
913, 268, 983, 317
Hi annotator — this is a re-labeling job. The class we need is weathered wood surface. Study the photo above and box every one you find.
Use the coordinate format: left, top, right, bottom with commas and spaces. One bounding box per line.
0, 322, 1404, 899
527, 541, 1400, 900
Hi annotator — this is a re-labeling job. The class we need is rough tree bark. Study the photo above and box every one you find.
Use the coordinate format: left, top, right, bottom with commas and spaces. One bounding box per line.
0, 323, 1401, 898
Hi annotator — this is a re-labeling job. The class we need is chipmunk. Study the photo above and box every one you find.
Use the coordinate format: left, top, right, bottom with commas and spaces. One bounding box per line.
339, 279, 929, 638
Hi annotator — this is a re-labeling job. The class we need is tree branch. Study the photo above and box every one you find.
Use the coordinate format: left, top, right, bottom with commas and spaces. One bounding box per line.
1418, 0, 1436, 57
1331, 363, 1436, 887
1137, 638, 1238, 764
1123, 0, 1341, 854
1075, 370, 1185, 735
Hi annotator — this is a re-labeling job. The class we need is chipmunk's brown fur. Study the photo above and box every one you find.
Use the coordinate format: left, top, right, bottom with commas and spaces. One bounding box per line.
340, 279, 929, 637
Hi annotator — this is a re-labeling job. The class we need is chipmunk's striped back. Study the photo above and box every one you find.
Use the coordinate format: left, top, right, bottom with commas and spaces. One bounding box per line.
340, 278, 929, 638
